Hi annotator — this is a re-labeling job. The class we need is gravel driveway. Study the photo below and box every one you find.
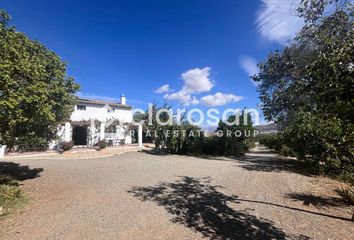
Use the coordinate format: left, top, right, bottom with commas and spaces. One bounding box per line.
0, 151, 353, 240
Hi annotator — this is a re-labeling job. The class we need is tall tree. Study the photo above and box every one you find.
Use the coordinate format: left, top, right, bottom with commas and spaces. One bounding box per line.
216, 110, 255, 156
253, 0, 353, 175
0, 10, 80, 149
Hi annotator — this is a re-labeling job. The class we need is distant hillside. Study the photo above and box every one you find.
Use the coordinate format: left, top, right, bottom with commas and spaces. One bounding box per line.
255, 123, 278, 134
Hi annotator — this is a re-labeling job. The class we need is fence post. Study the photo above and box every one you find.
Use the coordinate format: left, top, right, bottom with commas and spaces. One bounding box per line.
138, 124, 143, 148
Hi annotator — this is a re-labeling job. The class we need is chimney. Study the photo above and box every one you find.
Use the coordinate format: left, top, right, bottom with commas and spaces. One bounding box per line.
120, 94, 126, 105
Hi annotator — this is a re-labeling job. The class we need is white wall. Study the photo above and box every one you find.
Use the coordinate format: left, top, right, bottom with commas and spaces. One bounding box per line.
50, 103, 133, 149
70, 104, 132, 123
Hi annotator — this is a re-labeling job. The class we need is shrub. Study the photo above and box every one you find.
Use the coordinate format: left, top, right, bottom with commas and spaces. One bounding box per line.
15, 136, 49, 152
0, 184, 21, 202
0, 174, 18, 186
279, 145, 295, 157
139, 104, 255, 157
201, 137, 219, 155
58, 141, 74, 151
0, 184, 24, 216
96, 140, 107, 150
151, 123, 202, 155
258, 133, 282, 152
213, 112, 255, 157
285, 112, 354, 176
336, 186, 354, 205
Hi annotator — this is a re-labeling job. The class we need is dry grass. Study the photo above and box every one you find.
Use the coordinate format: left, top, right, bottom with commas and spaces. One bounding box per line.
0, 175, 26, 217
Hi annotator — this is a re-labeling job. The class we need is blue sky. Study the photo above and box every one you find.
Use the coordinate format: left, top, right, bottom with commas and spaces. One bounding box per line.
1, 0, 303, 126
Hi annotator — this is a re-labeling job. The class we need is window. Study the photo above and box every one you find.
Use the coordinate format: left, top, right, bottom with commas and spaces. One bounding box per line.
77, 105, 86, 111
107, 107, 115, 113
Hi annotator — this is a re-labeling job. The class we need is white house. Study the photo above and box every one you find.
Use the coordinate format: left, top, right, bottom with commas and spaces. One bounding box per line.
56, 94, 137, 148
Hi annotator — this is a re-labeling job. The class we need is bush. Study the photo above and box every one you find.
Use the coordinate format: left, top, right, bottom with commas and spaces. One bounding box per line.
336, 186, 354, 205
151, 124, 202, 155
211, 112, 255, 157
96, 140, 107, 150
58, 141, 74, 151
0, 183, 24, 216
258, 133, 283, 152
0, 184, 21, 202
279, 145, 295, 157
200, 137, 218, 155
140, 104, 255, 157
0, 174, 18, 186
285, 112, 354, 176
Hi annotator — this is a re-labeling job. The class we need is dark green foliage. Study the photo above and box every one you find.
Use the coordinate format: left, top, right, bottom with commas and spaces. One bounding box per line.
58, 141, 74, 151
164, 124, 202, 155
257, 133, 295, 157
0, 10, 80, 149
136, 104, 255, 156
285, 112, 353, 177
96, 140, 107, 150
200, 136, 248, 157
258, 134, 284, 152
200, 137, 217, 155
214, 111, 255, 156
135, 103, 203, 155
253, 1, 354, 180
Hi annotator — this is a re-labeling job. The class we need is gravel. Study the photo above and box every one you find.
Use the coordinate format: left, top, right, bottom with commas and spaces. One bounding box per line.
0, 151, 353, 240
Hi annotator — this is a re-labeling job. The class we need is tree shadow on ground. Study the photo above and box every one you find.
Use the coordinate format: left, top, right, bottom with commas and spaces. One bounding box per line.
141, 150, 308, 175
285, 193, 350, 209
0, 162, 43, 184
235, 155, 310, 175
140, 149, 169, 156
141, 150, 236, 162
128, 176, 310, 240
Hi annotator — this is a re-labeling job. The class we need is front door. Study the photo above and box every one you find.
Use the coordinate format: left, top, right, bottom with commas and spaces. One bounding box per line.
72, 126, 88, 146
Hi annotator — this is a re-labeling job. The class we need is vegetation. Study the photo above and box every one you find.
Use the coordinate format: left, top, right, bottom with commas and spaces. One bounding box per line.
0, 10, 80, 150
134, 103, 203, 154
0, 174, 25, 217
0, 185, 25, 217
257, 133, 295, 157
96, 140, 107, 150
336, 186, 354, 205
0, 162, 42, 217
58, 141, 74, 151
135, 104, 255, 156
253, 0, 353, 183
211, 111, 255, 156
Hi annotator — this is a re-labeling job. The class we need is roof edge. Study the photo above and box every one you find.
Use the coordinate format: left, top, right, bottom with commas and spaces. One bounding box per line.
76, 97, 132, 109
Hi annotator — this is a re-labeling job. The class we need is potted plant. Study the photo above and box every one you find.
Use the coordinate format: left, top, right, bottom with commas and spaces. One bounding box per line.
96, 140, 107, 150
58, 141, 74, 152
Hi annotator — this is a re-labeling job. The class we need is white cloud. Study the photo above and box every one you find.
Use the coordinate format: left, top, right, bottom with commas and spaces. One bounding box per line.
190, 96, 200, 105
256, 0, 304, 44
239, 56, 259, 86
164, 90, 199, 106
239, 56, 258, 76
154, 84, 171, 94
163, 67, 214, 106
181, 67, 214, 93
200, 92, 244, 107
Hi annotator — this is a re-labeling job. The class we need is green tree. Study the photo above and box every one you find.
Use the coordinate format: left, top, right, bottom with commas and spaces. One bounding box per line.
134, 103, 202, 154
253, 1, 353, 176
215, 110, 255, 156
0, 10, 80, 149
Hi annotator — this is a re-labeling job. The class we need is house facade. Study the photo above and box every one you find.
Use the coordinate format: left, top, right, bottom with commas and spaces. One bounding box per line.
55, 94, 135, 148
